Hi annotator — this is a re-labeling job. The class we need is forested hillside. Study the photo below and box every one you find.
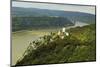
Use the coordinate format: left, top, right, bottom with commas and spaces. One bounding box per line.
12, 7, 95, 24
12, 16, 74, 31
15, 24, 96, 66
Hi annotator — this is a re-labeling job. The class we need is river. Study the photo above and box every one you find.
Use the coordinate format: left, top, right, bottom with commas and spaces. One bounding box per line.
12, 21, 88, 65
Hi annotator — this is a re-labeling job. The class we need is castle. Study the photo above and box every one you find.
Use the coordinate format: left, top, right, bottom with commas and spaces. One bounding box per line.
57, 27, 69, 39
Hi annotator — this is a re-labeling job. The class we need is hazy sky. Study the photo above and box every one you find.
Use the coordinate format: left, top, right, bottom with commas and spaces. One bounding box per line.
12, 1, 95, 15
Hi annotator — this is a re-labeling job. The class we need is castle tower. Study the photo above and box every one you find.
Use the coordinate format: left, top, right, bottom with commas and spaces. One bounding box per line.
62, 27, 66, 33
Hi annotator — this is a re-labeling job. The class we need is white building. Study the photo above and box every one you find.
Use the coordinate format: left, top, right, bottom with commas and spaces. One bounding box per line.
57, 27, 69, 39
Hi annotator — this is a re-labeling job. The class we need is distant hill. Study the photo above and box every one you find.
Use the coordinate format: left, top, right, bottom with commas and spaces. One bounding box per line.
12, 16, 74, 31
15, 24, 96, 66
12, 7, 95, 24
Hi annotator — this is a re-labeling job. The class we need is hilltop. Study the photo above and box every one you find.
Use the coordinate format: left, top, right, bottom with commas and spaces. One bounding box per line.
15, 24, 96, 66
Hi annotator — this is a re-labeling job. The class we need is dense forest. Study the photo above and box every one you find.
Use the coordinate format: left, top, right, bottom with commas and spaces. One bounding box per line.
15, 24, 96, 66
12, 16, 74, 31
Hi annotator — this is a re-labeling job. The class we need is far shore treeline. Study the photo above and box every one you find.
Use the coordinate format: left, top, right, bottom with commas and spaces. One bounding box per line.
12, 16, 74, 31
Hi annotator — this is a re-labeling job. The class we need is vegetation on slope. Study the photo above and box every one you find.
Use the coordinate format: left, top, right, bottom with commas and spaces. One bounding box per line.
15, 24, 96, 66
12, 16, 73, 31
12, 7, 95, 24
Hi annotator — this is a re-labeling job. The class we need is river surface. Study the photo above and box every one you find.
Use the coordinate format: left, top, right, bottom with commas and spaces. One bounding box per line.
12, 21, 88, 65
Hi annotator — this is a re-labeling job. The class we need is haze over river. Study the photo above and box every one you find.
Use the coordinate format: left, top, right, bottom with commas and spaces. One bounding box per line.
12, 21, 88, 65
